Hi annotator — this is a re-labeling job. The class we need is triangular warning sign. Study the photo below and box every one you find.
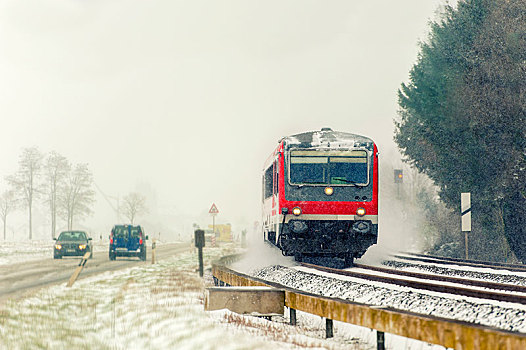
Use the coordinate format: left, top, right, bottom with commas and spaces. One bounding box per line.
209, 203, 219, 214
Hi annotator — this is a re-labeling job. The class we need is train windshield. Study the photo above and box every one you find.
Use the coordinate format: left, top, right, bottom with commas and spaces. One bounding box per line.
289, 150, 368, 186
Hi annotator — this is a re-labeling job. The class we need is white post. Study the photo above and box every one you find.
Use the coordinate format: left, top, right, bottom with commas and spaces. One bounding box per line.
461, 193, 471, 259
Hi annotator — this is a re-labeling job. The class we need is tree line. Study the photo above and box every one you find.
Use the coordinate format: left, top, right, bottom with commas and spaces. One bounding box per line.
0, 147, 150, 240
0, 147, 95, 240
395, 0, 525, 261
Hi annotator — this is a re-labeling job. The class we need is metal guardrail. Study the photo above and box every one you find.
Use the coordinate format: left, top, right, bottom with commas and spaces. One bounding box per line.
212, 255, 526, 350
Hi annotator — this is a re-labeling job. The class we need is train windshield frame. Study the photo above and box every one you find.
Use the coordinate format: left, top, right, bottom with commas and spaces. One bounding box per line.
287, 149, 370, 187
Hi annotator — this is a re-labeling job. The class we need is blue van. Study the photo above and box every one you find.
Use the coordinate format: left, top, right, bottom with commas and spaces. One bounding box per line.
109, 224, 148, 261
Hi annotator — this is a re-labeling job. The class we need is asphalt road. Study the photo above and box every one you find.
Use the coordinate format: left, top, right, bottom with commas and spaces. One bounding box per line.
0, 242, 192, 304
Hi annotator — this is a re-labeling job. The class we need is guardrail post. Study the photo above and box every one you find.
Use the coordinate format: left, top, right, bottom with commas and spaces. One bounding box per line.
326, 318, 333, 338
151, 239, 156, 264
290, 308, 297, 326
377, 331, 385, 350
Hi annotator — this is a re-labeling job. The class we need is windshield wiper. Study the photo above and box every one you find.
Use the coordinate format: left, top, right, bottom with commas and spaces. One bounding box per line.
331, 178, 364, 187
296, 181, 322, 188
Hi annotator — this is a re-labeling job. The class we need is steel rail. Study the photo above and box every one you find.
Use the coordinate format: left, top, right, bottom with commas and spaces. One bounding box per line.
300, 262, 526, 305
354, 263, 526, 293
212, 256, 526, 350
395, 253, 526, 273
405, 252, 526, 269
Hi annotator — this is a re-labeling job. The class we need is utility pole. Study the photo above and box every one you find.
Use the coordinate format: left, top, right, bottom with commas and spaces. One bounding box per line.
94, 182, 121, 222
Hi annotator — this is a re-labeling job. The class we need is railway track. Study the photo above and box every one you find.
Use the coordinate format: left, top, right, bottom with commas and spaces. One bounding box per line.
395, 252, 526, 273
213, 254, 526, 349
299, 262, 526, 305
354, 263, 526, 293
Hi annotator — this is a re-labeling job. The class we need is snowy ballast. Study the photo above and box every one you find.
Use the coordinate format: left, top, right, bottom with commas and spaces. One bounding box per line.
205, 287, 285, 316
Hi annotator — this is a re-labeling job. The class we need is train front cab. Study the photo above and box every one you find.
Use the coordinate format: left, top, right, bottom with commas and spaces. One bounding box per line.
262, 141, 378, 265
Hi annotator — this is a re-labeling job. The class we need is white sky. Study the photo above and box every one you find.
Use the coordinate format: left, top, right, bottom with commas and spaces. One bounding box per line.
0, 0, 451, 238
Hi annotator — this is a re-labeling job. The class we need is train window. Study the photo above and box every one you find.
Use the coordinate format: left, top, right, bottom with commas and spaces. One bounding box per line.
264, 166, 273, 198
273, 160, 279, 194
289, 150, 368, 186
290, 157, 327, 184
329, 157, 367, 184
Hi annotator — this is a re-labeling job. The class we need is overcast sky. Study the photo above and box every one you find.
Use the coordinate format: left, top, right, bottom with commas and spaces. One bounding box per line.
0, 0, 452, 238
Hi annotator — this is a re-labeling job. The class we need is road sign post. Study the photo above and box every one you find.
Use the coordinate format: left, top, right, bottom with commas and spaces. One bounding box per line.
461, 193, 471, 259
209, 203, 219, 245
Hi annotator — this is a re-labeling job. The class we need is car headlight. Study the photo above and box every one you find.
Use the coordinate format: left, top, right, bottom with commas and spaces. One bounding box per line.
356, 207, 366, 217
79, 244, 87, 250
55, 244, 62, 250
292, 207, 302, 216
324, 187, 334, 196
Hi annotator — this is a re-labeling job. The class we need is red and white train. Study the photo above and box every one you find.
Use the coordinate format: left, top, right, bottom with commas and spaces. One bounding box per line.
262, 128, 379, 266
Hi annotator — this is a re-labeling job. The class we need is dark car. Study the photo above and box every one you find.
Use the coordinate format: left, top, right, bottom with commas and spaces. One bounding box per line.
54, 231, 93, 259
109, 224, 148, 261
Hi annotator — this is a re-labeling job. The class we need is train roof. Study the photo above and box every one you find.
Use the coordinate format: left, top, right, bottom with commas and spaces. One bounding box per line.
281, 128, 374, 150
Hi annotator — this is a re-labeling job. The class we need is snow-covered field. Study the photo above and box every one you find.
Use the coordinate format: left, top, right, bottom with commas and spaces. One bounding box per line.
0, 241, 367, 349
0, 239, 109, 266
0, 240, 456, 349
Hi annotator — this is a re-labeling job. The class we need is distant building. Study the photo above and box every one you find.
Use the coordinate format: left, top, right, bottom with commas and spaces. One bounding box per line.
208, 224, 232, 242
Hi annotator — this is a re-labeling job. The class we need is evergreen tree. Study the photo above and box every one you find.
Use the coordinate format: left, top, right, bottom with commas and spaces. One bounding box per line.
395, 0, 525, 261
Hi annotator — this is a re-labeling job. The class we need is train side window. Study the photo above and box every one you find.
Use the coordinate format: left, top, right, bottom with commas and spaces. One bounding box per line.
264, 166, 273, 199
273, 160, 278, 195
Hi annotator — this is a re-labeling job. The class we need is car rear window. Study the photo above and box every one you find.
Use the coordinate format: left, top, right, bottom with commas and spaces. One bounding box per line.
130, 227, 142, 237
113, 226, 128, 238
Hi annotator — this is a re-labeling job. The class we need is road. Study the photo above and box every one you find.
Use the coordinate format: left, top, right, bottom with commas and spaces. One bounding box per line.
0, 242, 191, 304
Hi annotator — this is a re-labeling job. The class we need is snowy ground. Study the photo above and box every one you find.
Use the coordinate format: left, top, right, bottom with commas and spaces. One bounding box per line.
0, 240, 455, 349
0, 241, 366, 349
0, 239, 109, 266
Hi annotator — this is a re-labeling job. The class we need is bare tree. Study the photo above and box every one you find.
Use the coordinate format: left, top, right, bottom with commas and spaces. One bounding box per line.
121, 192, 148, 224
6, 147, 43, 239
61, 163, 95, 230
44, 152, 70, 239
0, 190, 16, 240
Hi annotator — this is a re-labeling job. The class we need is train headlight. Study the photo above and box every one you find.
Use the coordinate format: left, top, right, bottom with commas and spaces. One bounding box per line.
356, 207, 366, 217
292, 207, 302, 216
324, 187, 334, 196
